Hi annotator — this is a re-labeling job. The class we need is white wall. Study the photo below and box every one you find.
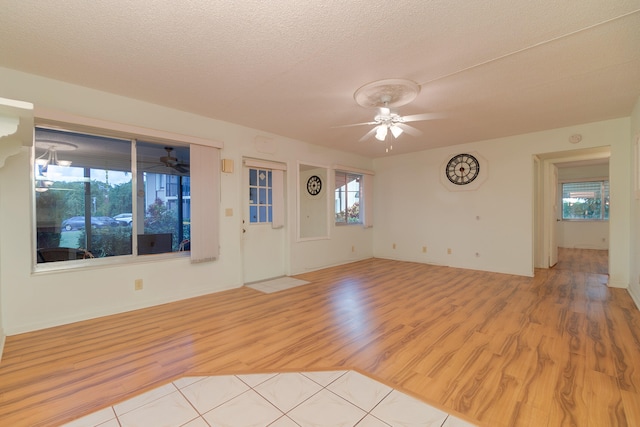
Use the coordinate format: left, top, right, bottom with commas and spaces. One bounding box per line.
0, 67, 374, 335
630, 96, 640, 309
299, 166, 329, 240
373, 118, 631, 278
0, 179, 3, 358
557, 221, 609, 249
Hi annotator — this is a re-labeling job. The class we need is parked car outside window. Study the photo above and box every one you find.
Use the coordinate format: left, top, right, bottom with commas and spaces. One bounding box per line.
61, 216, 119, 231
113, 213, 133, 226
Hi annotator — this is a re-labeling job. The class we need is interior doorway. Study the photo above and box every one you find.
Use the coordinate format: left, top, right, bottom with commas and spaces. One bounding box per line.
533, 146, 611, 272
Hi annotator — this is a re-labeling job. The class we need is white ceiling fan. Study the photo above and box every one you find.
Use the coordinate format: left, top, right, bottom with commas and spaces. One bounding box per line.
337, 78, 443, 151
351, 96, 442, 142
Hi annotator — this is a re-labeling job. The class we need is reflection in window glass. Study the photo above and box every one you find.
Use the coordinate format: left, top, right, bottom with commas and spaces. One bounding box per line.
335, 171, 362, 224
35, 127, 134, 262
34, 127, 191, 264
136, 142, 190, 253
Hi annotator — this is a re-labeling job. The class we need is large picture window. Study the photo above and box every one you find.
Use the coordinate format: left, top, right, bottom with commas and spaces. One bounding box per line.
34, 127, 191, 263
561, 181, 609, 220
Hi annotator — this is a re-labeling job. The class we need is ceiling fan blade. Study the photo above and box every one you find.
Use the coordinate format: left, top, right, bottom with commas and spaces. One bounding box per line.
333, 121, 378, 129
401, 112, 445, 122
358, 127, 378, 142
173, 164, 189, 174
396, 123, 423, 137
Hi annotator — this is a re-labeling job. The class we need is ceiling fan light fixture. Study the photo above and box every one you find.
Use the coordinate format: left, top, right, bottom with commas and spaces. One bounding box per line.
375, 125, 387, 141
35, 179, 53, 192
343, 78, 436, 147
35, 141, 76, 168
354, 78, 421, 108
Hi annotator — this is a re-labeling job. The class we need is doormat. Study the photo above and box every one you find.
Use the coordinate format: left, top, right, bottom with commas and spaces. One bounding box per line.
247, 277, 311, 294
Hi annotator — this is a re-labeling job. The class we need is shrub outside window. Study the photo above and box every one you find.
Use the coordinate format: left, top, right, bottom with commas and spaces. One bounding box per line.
34, 127, 190, 264
335, 171, 362, 224
561, 181, 609, 220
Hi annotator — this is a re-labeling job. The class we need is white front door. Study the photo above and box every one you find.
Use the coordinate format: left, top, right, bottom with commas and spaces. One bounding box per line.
242, 164, 285, 283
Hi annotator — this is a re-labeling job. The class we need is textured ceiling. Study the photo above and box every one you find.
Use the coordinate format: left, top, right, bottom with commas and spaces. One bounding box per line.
1, 1, 639, 158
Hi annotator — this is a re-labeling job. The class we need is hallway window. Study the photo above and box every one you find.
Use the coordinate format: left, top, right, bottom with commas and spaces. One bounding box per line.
561, 181, 609, 220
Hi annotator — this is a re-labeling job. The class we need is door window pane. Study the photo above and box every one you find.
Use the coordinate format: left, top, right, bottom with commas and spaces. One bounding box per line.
248, 168, 273, 223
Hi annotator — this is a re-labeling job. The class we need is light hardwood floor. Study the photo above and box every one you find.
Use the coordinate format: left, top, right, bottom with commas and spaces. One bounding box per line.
1, 249, 638, 426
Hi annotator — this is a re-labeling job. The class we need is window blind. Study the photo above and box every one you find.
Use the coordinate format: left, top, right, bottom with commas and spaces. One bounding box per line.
189, 144, 220, 262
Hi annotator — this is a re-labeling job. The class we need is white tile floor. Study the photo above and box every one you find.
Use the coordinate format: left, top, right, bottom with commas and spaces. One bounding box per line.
61, 370, 477, 427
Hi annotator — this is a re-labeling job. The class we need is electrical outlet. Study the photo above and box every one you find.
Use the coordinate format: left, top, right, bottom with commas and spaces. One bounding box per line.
134, 279, 143, 291
351, 245, 355, 252
447, 248, 452, 254
422, 246, 427, 253
392, 243, 396, 249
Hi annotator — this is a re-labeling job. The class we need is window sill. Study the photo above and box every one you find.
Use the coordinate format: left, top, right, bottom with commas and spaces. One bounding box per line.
32, 251, 190, 275
561, 219, 609, 222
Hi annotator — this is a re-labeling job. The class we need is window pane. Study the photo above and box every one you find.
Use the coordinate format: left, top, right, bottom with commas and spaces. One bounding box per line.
335, 184, 346, 223
334, 171, 362, 224
35, 127, 133, 262
562, 181, 608, 220
136, 142, 190, 254
248, 167, 273, 224
258, 169, 267, 185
